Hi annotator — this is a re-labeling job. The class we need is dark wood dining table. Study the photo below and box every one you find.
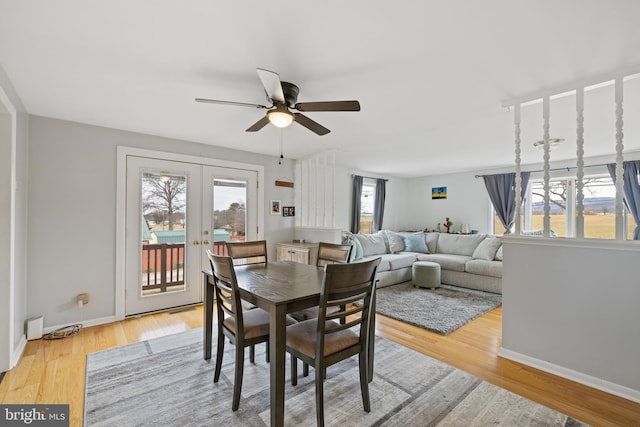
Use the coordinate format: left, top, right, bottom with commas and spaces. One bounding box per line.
202, 260, 376, 427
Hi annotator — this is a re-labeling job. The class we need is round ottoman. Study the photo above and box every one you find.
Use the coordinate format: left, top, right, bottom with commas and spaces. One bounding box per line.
412, 261, 441, 289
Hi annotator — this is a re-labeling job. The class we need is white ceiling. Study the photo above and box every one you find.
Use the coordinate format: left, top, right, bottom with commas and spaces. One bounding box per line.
2, 1, 640, 177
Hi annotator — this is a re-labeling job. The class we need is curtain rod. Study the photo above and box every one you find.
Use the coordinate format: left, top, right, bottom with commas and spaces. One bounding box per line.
352, 174, 389, 181
474, 162, 612, 178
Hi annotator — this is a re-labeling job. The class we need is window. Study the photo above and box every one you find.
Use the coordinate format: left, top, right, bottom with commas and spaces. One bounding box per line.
359, 179, 376, 234
494, 173, 630, 239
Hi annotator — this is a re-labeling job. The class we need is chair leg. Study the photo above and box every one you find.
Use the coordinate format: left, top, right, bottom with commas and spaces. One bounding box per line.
232, 345, 244, 411
291, 356, 298, 386
265, 340, 270, 363
303, 362, 309, 377
249, 344, 255, 363
358, 352, 371, 412
315, 362, 325, 427
213, 330, 225, 383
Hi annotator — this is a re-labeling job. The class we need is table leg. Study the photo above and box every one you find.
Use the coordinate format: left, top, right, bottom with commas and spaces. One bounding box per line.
203, 273, 214, 360
269, 304, 287, 427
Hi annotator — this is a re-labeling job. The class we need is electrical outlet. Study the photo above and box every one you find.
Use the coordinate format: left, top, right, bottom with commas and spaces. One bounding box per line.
77, 293, 90, 307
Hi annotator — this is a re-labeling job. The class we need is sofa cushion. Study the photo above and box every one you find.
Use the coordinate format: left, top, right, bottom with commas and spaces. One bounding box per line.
385, 253, 418, 270
403, 232, 429, 253
435, 233, 486, 256
472, 237, 502, 261
360, 254, 390, 272
425, 232, 439, 254
355, 232, 388, 257
465, 259, 502, 278
415, 254, 470, 272
384, 230, 405, 253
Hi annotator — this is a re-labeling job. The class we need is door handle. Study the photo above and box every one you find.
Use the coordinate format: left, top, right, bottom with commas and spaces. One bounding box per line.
193, 240, 200, 245
202, 240, 210, 245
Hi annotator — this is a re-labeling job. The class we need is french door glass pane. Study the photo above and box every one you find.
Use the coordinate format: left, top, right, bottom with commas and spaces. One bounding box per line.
140, 172, 187, 296
212, 179, 247, 255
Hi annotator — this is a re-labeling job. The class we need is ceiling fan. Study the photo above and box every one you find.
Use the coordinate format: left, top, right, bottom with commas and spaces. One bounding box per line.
195, 68, 360, 136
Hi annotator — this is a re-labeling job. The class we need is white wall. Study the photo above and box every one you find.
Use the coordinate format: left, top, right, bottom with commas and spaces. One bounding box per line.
0, 67, 28, 371
293, 159, 412, 244
501, 237, 640, 401
406, 170, 493, 233
0, 111, 11, 371
331, 165, 412, 232
27, 116, 294, 328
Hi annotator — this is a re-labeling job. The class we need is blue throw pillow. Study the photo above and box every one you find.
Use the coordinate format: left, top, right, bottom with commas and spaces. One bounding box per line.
403, 233, 429, 253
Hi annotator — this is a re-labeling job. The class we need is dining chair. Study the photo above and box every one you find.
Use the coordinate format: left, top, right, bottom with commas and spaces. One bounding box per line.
226, 240, 268, 265
289, 242, 354, 377
286, 257, 381, 427
315, 242, 353, 268
207, 252, 296, 411
290, 242, 352, 322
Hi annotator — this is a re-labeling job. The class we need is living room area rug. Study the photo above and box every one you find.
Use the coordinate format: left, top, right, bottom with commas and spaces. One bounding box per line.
84, 328, 587, 426
375, 283, 502, 335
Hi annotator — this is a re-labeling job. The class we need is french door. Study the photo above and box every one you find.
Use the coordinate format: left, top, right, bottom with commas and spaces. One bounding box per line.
125, 156, 257, 315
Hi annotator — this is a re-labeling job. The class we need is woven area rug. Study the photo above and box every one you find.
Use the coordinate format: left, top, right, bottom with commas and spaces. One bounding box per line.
84, 328, 587, 426
375, 283, 502, 335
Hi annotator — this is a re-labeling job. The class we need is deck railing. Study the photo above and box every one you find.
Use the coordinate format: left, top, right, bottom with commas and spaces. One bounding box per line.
141, 241, 229, 294
142, 243, 185, 293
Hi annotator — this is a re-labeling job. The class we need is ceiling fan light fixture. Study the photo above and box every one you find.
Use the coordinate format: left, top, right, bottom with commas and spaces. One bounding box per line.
533, 138, 565, 150
267, 108, 294, 128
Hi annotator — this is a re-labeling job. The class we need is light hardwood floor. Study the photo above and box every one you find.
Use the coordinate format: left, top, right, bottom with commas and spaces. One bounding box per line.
1, 304, 638, 426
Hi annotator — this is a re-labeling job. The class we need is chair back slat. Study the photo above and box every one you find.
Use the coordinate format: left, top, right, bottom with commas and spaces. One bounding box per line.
316, 242, 352, 267
226, 240, 268, 265
206, 250, 244, 331
316, 257, 380, 346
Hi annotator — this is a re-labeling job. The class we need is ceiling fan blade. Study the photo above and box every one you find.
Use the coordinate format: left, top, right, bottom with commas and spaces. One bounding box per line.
294, 100, 360, 112
245, 115, 271, 132
195, 98, 268, 109
294, 113, 330, 136
256, 68, 286, 104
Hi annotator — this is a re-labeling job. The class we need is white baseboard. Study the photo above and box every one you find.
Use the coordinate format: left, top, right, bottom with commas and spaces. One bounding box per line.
499, 348, 640, 404
43, 315, 119, 335
10, 334, 27, 369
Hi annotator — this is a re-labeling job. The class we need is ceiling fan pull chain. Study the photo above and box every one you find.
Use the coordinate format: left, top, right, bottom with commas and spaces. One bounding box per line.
278, 129, 284, 165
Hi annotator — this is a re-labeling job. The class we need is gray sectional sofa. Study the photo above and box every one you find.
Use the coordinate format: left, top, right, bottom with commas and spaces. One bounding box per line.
343, 230, 503, 294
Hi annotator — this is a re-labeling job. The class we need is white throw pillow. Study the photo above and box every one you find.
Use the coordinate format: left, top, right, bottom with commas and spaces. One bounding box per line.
494, 244, 503, 261
384, 230, 405, 253
354, 232, 388, 257
472, 237, 502, 261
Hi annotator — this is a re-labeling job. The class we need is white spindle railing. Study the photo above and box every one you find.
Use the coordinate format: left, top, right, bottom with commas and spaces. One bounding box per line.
542, 96, 551, 237
506, 72, 633, 241
615, 78, 625, 240
575, 88, 585, 238
514, 104, 522, 236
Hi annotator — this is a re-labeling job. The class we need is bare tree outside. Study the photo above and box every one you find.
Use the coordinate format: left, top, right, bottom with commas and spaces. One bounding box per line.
142, 173, 186, 231
214, 202, 246, 237
530, 177, 610, 213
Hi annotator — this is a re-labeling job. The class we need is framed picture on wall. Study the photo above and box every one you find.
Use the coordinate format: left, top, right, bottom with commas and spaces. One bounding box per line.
270, 200, 281, 215
282, 206, 295, 217
432, 186, 447, 199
